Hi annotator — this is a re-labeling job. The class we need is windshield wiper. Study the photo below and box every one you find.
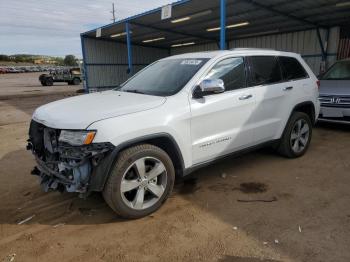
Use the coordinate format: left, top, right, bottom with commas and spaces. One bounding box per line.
124, 89, 145, 94
112, 85, 122, 91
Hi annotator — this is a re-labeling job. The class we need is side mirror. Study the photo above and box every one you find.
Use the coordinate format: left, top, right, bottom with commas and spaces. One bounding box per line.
193, 79, 225, 99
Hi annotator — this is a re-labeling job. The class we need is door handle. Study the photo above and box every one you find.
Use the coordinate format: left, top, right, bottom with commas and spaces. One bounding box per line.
283, 86, 293, 91
239, 94, 253, 100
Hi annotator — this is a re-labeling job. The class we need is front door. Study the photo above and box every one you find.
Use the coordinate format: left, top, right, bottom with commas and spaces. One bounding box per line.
190, 57, 257, 165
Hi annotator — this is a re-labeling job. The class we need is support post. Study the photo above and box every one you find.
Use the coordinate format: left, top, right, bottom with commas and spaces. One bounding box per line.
80, 35, 89, 93
220, 0, 227, 50
324, 28, 330, 70
126, 22, 133, 74
316, 28, 327, 62
316, 27, 327, 73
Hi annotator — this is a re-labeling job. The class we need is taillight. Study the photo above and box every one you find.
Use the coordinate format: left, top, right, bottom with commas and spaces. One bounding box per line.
316, 80, 320, 89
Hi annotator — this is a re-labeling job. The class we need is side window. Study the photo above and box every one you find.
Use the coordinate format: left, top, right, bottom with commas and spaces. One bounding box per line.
205, 57, 246, 91
247, 56, 282, 86
279, 56, 309, 80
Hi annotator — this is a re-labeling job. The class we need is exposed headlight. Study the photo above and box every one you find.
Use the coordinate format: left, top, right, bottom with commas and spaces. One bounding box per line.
59, 130, 96, 146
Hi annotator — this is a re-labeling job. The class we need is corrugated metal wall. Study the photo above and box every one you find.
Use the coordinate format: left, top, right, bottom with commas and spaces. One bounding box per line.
171, 27, 340, 74
83, 27, 339, 90
83, 37, 168, 90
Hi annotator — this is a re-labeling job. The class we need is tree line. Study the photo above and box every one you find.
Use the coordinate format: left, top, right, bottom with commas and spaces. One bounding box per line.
0, 54, 79, 66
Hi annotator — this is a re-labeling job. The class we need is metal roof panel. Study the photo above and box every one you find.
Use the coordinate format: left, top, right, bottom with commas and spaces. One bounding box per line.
81, 0, 350, 48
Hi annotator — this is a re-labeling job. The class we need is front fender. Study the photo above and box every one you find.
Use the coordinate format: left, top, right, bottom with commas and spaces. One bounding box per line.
89, 133, 185, 192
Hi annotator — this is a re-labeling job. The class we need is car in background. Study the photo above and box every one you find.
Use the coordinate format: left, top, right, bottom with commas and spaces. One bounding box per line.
18, 66, 29, 73
7, 67, 20, 73
37, 66, 45, 72
0, 67, 8, 74
318, 59, 350, 124
23, 67, 31, 73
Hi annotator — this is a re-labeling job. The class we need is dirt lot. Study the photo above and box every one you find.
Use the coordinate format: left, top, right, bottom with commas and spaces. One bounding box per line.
0, 73, 349, 262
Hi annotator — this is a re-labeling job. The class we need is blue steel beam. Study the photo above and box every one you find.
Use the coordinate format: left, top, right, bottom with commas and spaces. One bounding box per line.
220, 0, 227, 50
83, 35, 169, 50
126, 22, 133, 74
82, 0, 191, 36
129, 21, 217, 42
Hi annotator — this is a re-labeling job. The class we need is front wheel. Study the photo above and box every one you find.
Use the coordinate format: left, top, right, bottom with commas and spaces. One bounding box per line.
103, 144, 175, 219
72, 77, 80, 85
277, 112, 312, 158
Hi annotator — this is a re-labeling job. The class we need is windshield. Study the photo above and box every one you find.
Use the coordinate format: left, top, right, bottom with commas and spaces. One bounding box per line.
322, 61, 350, 80
118, 58, 210, 96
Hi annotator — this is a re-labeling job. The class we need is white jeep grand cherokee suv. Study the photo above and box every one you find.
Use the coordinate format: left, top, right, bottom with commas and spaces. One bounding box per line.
28, 49, 320, 218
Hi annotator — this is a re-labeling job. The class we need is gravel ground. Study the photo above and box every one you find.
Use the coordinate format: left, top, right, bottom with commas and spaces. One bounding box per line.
0, 73, 349, 262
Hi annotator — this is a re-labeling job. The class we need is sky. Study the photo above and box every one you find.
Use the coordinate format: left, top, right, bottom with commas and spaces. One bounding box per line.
0, 0, 174, 58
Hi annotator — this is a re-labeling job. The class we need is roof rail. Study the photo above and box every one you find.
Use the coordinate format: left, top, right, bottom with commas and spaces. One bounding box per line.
230, 48, 276, 51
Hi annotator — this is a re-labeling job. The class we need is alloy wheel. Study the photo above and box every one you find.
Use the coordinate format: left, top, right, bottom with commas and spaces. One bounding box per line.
290, 119, 310, 154
120, 157, 167, 210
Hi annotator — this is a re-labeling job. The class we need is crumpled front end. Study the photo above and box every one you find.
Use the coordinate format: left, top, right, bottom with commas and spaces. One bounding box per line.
27, 120, 114, 194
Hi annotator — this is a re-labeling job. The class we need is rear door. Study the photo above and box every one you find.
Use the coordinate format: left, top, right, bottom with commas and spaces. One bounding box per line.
279, 56, 312, 126
246, 56, 295, 144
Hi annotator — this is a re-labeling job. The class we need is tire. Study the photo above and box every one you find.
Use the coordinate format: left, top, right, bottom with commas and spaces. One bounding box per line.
40, 81, 47, 86
278, 112, 312, 158
72, 77, 80, 85
103, 144, 175, 219
45, 78, 53, 86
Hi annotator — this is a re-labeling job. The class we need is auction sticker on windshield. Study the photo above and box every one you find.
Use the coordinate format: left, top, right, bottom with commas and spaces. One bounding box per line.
181, 60, 203, 65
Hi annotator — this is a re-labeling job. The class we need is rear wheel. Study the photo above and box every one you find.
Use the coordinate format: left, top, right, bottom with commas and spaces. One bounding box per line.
278, 112, 312, 158
103, 144, 175, 219
45, 77, 53, 86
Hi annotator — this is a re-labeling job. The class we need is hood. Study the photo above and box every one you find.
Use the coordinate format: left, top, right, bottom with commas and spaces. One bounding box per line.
319, 80, 350, 96
33, 90, 166, 129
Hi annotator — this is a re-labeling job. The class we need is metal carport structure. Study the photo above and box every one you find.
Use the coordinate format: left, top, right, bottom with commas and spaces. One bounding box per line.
81, 0, 350, 91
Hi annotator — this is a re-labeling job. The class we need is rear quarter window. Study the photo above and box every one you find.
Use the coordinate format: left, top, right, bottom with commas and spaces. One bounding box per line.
279, 56, 309, 81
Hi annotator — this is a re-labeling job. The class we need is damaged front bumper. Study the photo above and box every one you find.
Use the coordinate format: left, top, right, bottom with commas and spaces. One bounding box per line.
27, 120, 114, 195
